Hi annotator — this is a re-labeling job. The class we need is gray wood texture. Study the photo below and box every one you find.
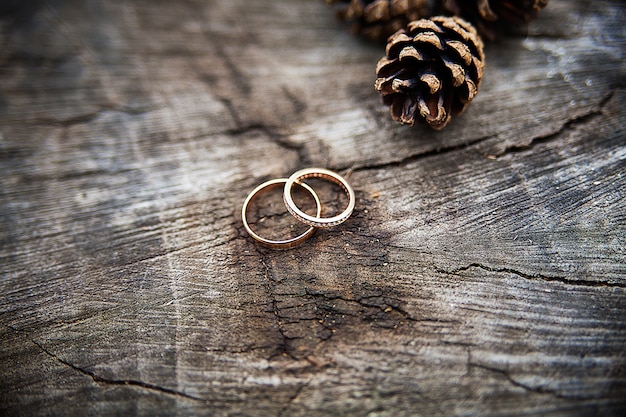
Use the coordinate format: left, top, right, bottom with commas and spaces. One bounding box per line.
1, 0, 625, 415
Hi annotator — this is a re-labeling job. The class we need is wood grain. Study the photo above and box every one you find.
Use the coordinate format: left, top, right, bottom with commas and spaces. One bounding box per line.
1, 0, 625, 416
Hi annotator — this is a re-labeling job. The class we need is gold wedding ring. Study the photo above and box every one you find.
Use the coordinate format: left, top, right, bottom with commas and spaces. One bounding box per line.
283, 168, 355, 229
241, 178, 321, 249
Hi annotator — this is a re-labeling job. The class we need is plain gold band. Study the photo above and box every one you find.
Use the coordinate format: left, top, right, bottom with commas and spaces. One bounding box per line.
283, 168, 355, 229
242, 178, 322, 249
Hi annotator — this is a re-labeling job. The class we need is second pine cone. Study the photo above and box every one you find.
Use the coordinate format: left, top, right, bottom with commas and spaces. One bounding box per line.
375, 16, 485, 129
441, 0, 549, 40
326, 0, 432, 43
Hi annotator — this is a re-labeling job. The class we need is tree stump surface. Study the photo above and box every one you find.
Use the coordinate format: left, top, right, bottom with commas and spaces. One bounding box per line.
1, 1, 625, 416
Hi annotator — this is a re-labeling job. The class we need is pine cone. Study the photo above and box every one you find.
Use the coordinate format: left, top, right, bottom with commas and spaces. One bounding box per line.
326, 0, 432, 43
374, 16, 485, 129
441, 0, 549, 40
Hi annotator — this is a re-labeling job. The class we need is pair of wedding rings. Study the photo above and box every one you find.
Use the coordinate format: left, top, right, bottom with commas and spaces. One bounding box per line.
242, 168, 355, 249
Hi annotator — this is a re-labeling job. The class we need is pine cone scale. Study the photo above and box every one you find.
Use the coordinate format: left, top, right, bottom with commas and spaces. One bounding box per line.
399, 47, 425, 62
442, 59, 465, 87
446, 40, 473, 66
477, 0, 498, 21
419, 92, 447, 126
364, 0, 391, 23
401, 96, 419, 124
420, 73, 441, 94
385, 32, 413, 56
414, 32, 445, 50
407, 19, 445, 34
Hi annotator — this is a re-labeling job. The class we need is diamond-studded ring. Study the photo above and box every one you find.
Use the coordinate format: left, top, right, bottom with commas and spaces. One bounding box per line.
283, 168, 355, 229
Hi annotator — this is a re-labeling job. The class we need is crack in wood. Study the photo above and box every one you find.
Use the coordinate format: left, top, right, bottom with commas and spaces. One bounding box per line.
211, 43, 252, 96
22, 105, 156, 128
259, 256, 301, 360
277, 378, 312, 417
347, 134, 496, 174
31, 340, 205, 402
221, 121, 310, 166
493, 89, 617, 157
303, 289, 459, 327
281, 86, 307, 115
440, 262, 626, 288
224, 123, 303, 153
216, 96, 244, 127
346, 89, 619, 174
465, 345, 578, 400
468, 360, 568, 399
466, 353, 615, 402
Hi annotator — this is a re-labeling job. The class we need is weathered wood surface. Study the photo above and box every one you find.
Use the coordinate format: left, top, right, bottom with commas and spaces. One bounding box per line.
1, 0, 625, 415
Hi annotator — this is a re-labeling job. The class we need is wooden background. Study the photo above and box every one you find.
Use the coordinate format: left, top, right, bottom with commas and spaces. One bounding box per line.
1, 0, 625, 415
